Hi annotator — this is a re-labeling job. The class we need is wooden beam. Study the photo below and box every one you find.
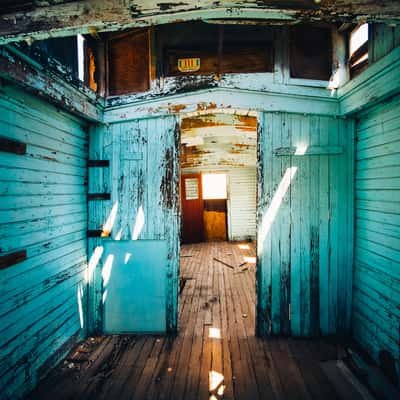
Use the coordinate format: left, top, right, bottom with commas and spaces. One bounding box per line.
87, 160, 110, 167
0, 136, 26, 155
274, 146, 343, 156
0, 250, 27, 270
1, 2, 400, 45
104, 86, 338, 123
87, 230, 111, 238
0, 46, 102, 122
87, 193, 111, 200
339, 46, 400, 115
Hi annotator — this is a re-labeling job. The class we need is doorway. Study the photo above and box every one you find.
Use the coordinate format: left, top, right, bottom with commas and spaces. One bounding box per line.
179, 110, 258, 331
181, 173, 229, 243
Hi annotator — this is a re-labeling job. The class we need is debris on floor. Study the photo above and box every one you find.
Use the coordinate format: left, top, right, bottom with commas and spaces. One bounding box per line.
213, 257, 234, 269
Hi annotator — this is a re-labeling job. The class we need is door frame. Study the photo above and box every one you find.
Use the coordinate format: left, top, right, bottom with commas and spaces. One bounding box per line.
176, 110, 262, 335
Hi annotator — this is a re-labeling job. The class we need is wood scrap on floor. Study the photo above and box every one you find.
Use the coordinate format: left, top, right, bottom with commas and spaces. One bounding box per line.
213, 257, 234, 269
234, 267, 249, 274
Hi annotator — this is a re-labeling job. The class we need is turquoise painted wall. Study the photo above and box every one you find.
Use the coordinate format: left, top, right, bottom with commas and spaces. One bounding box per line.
353, 95, 400, 384
0, 84, 88, 399
257, 112, 354, 337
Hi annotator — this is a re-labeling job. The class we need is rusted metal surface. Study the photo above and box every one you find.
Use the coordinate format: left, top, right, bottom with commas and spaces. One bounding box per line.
1, 1, 400, 45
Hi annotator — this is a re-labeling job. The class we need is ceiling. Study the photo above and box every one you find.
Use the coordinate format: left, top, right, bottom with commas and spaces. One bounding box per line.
0, 1, 400, 45
181, 113, 257, 170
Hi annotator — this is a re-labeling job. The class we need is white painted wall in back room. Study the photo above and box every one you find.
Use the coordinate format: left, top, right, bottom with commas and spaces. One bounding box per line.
228, 168, 257, 241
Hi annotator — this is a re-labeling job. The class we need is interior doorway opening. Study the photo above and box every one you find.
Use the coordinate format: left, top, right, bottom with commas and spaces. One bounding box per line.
179, 111, 258, 244
178, 110, 258, 333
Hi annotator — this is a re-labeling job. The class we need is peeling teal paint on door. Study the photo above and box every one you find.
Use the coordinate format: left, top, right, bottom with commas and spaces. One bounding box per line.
257, 111, 354, 337
88, 115, 180, 335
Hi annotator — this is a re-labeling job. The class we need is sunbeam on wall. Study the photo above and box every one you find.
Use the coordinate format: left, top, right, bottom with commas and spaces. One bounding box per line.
86, 246, 104, 283
102, 254, 114, 288
77, 284, 84, 329
259, 166, 297, 245
131, 205, 145, 240
103, 201, 119, 236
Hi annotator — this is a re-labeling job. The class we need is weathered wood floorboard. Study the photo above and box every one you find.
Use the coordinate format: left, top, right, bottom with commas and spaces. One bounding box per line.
26, 242, 366, 400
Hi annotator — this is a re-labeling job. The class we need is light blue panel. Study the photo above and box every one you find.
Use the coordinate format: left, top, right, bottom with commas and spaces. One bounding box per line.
88, 115, 180, 335
102, 240, 167, 334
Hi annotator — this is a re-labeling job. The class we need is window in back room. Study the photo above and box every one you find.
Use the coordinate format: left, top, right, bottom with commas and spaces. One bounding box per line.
349, 23, 369, 78
202, 173, 227, 200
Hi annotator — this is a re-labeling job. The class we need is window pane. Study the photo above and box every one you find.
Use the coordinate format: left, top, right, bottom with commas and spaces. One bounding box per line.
202, 174, 227, 200
290, 25, 332, 81
350, 23, 368, 56
185, 178, 199, 200
77, 34, 85, 82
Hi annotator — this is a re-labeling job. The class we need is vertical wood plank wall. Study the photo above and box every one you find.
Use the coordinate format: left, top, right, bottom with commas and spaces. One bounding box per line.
228, 167, 257, 241
353, 95, 400, 383
88, 116, 180, 334
257, 112, 354, 337
0, 85, 88, 398
369, 24, 400, 65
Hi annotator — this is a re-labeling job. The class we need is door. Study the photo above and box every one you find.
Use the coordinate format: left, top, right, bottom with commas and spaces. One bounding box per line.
257, 112, 354, 337
181, 173, 204, 243
88, 115, 180, 334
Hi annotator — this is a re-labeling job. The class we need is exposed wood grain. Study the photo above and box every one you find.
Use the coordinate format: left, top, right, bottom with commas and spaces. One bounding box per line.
166, 44, 274, 76
108, 29, 150, 96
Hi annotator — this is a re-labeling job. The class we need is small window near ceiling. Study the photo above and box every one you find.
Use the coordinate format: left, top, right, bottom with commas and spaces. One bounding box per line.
202, 174, 227, 200
290, 25, 332, 81
77, 34, 85, 82
349, 23, 368, 78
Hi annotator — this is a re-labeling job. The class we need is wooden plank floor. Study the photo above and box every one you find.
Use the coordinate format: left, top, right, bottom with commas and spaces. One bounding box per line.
27, 242, 370, 400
